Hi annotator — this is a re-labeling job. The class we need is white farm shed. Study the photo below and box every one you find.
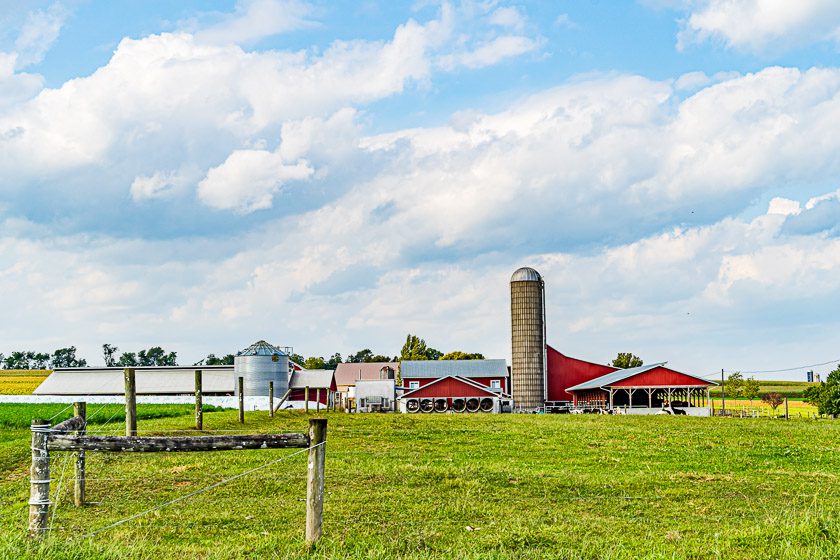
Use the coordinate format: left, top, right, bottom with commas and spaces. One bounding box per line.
33, 366, 235, 395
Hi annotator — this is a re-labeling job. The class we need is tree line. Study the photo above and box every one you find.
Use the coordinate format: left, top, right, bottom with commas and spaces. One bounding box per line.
0, 347, 87, 369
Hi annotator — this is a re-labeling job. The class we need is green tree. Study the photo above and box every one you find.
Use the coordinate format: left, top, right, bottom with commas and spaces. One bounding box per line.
137, 347, 177, 366
742, 377, 761, 406
725, 372, 744, 401
203, 354, 235, 365
4, 351, 32, 369
325, 353, 342, 369
102, 344, 118, 367
32, 352, 50, 369
440, 351, 485, 360
803, 365, 840, 416
116, 352, 138, 367
304, 356, 327, 370
289, 353, 305, 366
611, 353, 643, 369
400, 334, 442, 361
50, 347, 87, 368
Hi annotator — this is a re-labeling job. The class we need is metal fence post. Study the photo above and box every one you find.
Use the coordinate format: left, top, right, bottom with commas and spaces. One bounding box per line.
195, 370, 203, 430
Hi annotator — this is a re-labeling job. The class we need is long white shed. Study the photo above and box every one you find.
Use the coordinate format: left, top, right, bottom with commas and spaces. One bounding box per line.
33, 366, 235, 395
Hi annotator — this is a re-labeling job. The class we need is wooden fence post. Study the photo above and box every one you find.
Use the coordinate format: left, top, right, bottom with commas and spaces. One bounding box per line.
305, 386, 310, 413
238, 376, 245, 424
269, 381, 274, 418
74, 402, 86, 507
316, 388, 321, 412
306, 418, 327, 547
124, 368, 137, 436
784, 397, 789, 420
195, 370, 203, 431
28, 419, 50, 538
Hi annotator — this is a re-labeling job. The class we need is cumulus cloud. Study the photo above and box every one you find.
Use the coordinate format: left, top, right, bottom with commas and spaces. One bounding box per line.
12, 2, 69, 68
677, 0, 840, 52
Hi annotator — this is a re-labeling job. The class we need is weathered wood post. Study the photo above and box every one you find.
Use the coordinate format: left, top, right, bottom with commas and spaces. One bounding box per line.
784, 397, 789, 420
195, 370, 203, 431
316, 388, 321, 412
74, 401, 86, 507
305, 386, 310, 413
269, 381, 274, 418
28, 419, 50, 538
306, 418, 327, 547
238, 376, 245, 423
124, 368, 137, 436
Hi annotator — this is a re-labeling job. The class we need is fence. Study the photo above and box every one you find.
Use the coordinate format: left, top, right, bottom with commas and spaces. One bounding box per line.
27, 398, 327, 547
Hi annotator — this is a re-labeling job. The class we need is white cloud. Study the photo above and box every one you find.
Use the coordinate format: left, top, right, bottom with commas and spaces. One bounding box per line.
198, 149, 313, 212
195, 0, 315, 45
767, 197, 801, 216
437, 35, 540, 70
677, 0, 840, 52
488, 6, 526, 31
130, 167, 199, 201
13, 2, 69, 68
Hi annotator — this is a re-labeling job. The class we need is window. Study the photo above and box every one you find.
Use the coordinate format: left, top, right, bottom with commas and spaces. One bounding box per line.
490, 380, 501, 389
409, 381, 419, 389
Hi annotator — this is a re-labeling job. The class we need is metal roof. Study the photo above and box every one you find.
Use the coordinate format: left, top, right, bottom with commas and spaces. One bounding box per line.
289, 369, 335, 390
400, 359, 508, 378
237, 340, 287, 357
34, 366, 235, 395
399, 375, 503, 399
334, 362, 398, 386
511, 267, 542, 282
565, 363, 666, 391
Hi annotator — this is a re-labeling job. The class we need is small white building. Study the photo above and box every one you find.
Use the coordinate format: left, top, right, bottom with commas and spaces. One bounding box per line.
353, 379, 396, 412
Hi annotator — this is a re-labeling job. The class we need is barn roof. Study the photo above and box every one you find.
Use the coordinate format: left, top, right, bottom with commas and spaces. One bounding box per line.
565, 363, 665, 391
334, 362, 397, 386
565, 363, 717, 391
400, 359, 507, 378
34, 366, 234, 395
289, 369, 335, 390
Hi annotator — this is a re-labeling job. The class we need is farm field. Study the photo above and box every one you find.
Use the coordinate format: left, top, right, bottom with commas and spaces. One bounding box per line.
708, 380, 818, 398
2, 406, 840, 559
0, 370, 50, 395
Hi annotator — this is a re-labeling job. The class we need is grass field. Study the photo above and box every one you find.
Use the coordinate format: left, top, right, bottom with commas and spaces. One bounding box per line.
2, 406, 840, 559
708, 380, 818, 398
0, 370, 50, 395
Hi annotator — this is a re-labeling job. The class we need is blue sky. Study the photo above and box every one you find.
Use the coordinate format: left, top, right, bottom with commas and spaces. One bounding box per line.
2, 0, 840, 379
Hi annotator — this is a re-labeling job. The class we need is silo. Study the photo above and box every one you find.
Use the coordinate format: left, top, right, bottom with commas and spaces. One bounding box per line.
233, 340, 290, 397
510, 267, 546, 410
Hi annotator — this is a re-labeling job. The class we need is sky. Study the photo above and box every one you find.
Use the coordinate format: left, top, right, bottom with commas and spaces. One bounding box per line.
2, 0, 840, 380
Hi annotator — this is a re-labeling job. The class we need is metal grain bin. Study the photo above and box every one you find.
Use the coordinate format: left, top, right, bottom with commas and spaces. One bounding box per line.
233, 340, 290, 397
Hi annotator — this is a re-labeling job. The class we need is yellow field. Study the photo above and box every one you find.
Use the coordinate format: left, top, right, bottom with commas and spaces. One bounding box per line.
0, 369, 50, 395
710, 397, 818, 416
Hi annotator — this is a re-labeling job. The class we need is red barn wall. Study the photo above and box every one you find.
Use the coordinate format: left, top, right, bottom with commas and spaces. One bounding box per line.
289, 388, 329, 404
546, 345, 617, 402
609, 367, 712, 387
404, 378, 496, 399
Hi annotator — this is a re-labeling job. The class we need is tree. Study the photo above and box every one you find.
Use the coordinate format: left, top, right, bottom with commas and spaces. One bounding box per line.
440, 351, 485, 360
325, 353, 342, 369
116, 352, 138, 367
32, 352, 50, 369
347, 349, 374, 363
400, 334, 442, 361
137, 347, 177, 366
50, 347, 87, 368
102, 344, 118, 367
725, 372, 744, 401
611, 353, 643, 369
203, 354, 235, 366
803, 365, 840, 417
304, 356, 327, 370
289, 353, 305, 366
742, 377, 761, 406
761, 392, 784, 413
4, 351, 32, 369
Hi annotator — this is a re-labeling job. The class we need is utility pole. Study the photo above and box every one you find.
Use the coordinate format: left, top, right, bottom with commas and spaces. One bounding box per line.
721, 368, 725, 415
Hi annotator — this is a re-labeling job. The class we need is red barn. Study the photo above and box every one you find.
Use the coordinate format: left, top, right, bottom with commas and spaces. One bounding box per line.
287, 369, 336, 408
546, 345, 617, 405
399, 376, 511, 413
400, 359, 510, 394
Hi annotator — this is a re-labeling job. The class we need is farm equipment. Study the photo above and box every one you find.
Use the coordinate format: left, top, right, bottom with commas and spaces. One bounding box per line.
465, 397, 481, 413
419, 398, 435, 413
405, 399, 420, 413
451, 398, 466, 413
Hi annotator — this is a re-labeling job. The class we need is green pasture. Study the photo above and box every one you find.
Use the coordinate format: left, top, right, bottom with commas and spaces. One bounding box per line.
1, 406, 840, 559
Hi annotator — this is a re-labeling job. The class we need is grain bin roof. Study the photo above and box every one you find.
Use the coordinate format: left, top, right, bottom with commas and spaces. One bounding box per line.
511, 267, 541, 282
237, 340, 287, 356
400, 359, 508, 378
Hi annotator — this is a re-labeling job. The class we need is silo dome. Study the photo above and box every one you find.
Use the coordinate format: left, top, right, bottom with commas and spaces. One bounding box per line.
511, 267, 542, 282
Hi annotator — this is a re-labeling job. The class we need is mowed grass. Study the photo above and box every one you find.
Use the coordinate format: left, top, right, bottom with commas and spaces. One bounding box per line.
1, 408, 840, 559
0, 370, 50, 395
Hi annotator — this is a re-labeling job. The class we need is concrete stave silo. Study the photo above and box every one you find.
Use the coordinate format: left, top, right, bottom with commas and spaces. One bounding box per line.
510, 267, 546, 410
234, 340, 290, 397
